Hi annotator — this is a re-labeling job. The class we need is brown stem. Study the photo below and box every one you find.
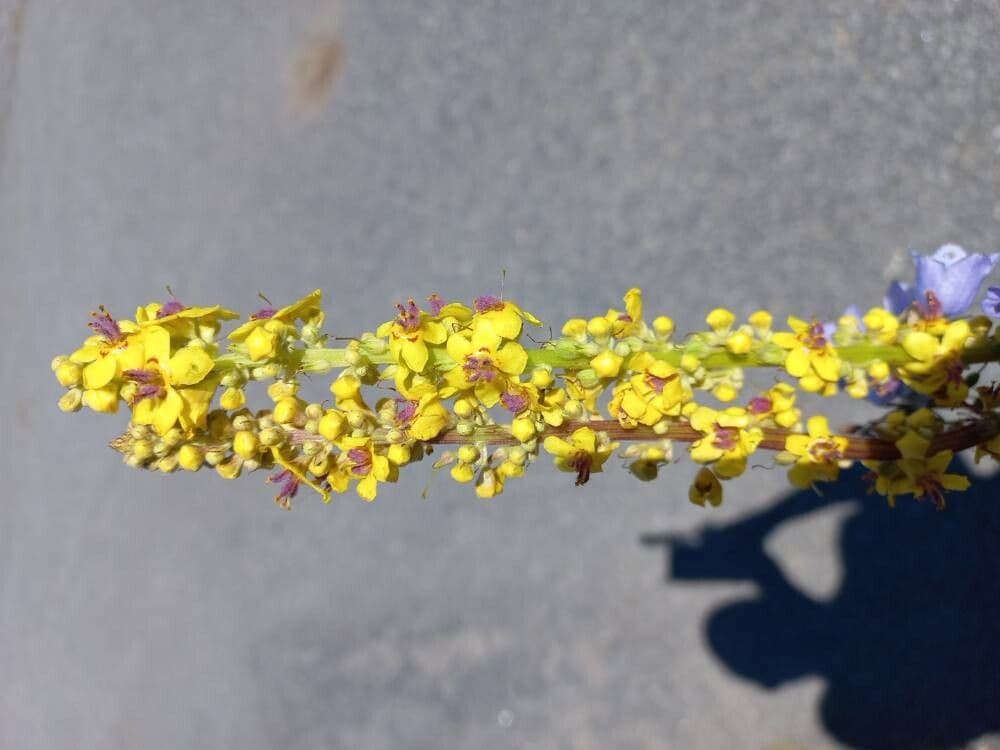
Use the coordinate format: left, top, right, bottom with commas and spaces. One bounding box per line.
432, 417, 1000, 461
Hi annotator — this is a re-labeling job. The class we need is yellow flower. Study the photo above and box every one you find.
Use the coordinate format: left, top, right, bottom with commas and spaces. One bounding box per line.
899, 320, 970, 404
783, 415, 849, 488
609, 352, 690, 427
269, 448, 330, 508
69, 307, 145, 395
602, 288, 644, 338
688, 406, 762, 478
376, 299, 450, 373
125, 325, 218, 435
228, 290, 323, 360
746, 383, 799, 428
472, 294, 541, 340
543, 427, 617, 485
898, 450, 970, 510
689, 467, 723, 506
442, 325, 528, 407
340, 437, 396, 501
772, 316, 843, 395
387, 379, 452, 441
136, 299, 238, 341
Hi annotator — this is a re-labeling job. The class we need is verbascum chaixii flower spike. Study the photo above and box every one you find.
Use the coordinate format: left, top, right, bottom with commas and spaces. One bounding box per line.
543, 427, 617, 486
55, 266, 1000, 510
442, 325, 528, 406
375, 298, 449, 373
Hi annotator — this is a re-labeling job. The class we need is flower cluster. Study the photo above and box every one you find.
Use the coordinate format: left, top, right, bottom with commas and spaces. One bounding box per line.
52, 244, 1000, 511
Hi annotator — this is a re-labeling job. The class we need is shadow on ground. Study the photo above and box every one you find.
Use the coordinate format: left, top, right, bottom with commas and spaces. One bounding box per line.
642, 466, 1000, 750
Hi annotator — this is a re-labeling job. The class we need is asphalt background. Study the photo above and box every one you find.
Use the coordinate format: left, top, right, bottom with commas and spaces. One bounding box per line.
2, 1, 1000, 748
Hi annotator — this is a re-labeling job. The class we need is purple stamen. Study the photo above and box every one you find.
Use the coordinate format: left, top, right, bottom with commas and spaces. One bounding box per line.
805, 321, 827, 349
920, 290, 943, 320
157, 299, 186, 317
474, 294, 504, 313
395, 398, 418, 424
88, 307, 124, 343
250, 306, 277, 320
132, 384, 167, 403
618, 314, 633, 323
395, 299, 422, 332
748, 396, 773, 415
268, 469, 300, 508
122, 368, 159, 383
348, 448, 372, 476
712, 426, 738, 451
463, 354, 497, 383
500, 391, 528, 414
644, 372, 676, 394
426, 293, 445, 315
809, 439, 842, 463
569, 452, 593, 486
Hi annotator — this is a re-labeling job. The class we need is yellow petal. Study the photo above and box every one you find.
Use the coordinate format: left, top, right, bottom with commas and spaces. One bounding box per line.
806, 415, 831, 438
422, 320, 448, 345
246, 326, 278, 361
543, 435, 573, 458
82, 355, 117, 390
784, 347, 810, 378
153, 388, 184, 435
401, 340, 429, 372
168, 347, 214, 386
902, 331, 938, 361
811, 352, 842, 383
495, 342, 528, 375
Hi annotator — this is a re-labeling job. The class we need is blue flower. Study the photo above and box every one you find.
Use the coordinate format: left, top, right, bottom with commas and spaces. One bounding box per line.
982, 286, 1000, 319
891, 244, 1000, 318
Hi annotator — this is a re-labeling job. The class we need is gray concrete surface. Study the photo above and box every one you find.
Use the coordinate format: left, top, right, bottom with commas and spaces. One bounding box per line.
2, 1, 1000, 748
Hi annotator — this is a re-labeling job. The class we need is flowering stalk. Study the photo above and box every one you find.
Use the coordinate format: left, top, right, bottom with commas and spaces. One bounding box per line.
52, 245, 1000, 510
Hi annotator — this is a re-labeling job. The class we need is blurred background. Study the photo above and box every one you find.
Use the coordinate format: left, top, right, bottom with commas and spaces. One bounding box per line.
2, 1, 1000, 747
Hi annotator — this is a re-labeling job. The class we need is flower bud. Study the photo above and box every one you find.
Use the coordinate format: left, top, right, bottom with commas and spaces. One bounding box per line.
344, 349, 363, 367
511, 415, 536, 443
216, 455, 243, 480
163, 428, 185, 448
590, 351, 623, 379
563, 400, 584, 419
652, 316, 674, 337
456, 422, 475, 436
507, 446, 528, 466
530, 366, 554, 389
177, 444, 205, 471
561, 318, 587, 338
82, 387, 117, 413
319, 411, 346, 441
457, 445, 480, 463
453, 398, 476, 419
586, 317, 611, 339
301, 440, 321, 456
308, 454, 331, 476
388, 443, 411, 465
51, 355, 69, 372
726, 331, 753, 355
258, 427, 284, 446
346, 411, 368, 429
706, 308, 735, 332
748, 310, 773, 330
243, 458, 260, 472
204, 449, 226, 466
272, 396, 301, 425
267, 381, 299, 402
867, 360, 890, 381
132, 439, 154, 461
575, 368, 600, 389
58, 389, 83, 412
304, 403, 324, 420
54, 360, 82, 387
385, 428, 405, 444
232, 414, 254, 432
156, 455, 179, 473
220, 387, 246, 411
251, 364, 282, 380
450, 463, 475, 483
